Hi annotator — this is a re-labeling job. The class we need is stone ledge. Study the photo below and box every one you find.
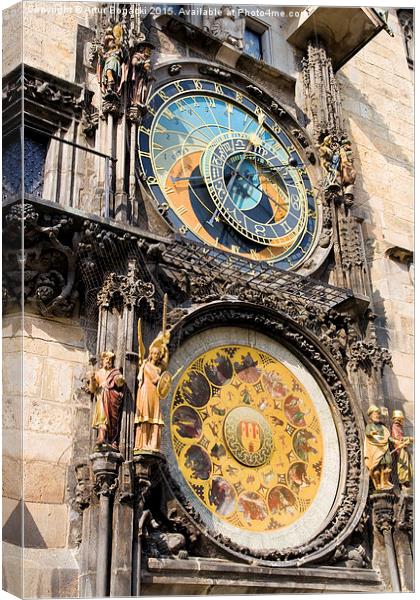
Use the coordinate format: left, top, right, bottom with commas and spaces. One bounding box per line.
142, 557, 384, 594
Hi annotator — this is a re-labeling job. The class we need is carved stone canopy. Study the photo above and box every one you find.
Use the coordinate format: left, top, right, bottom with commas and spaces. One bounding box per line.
288, 8, 391, 71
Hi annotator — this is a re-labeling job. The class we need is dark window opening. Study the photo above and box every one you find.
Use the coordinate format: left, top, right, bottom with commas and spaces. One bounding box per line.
2, 131, 48, 199
244, 27, 263, 61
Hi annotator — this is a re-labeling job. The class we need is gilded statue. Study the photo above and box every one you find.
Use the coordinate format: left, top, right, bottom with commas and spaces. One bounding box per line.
364, 405, 394, 491
134, 294, 172, 453
391, 410, 413, 487
89, 351, 125, 450
318, 135, 340, 189
318, 135, 356, 194
97, 24, 124, 97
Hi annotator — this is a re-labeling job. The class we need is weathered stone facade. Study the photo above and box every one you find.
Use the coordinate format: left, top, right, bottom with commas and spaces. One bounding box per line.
2, 2, 413, 597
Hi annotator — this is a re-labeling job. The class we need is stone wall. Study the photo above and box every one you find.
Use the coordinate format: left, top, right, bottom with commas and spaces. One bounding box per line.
2, 3, 23, 74
339, 9, 414, 428
21, 1, 95, 81
3, 312, 90, 596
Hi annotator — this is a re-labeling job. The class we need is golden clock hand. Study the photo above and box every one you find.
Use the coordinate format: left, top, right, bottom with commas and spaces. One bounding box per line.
171, 175, 205, 183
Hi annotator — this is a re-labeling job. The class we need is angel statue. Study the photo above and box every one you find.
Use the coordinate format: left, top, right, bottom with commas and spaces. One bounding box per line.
134, 294, 173, 453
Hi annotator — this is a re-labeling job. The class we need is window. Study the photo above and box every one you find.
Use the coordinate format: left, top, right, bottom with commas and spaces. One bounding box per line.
2, 131, 48, 200
244, 27, 263, 60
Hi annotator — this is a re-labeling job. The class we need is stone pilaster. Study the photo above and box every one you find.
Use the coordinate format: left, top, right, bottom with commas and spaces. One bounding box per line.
131, 452, 166, 596
91, 451, 123, 597
394, 488, 413, 591
371, 492, 400, 592
109, 461, 135, 597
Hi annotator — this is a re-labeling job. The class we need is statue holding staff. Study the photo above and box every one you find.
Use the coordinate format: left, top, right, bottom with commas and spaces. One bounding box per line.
89, 351, 125, 450
391, 410, 413, 487
134, 294, 172, 453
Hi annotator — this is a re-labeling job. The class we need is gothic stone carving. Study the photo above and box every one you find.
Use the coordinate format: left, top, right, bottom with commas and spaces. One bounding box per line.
97, 272, 155, 310
3, 203, 78, 317
3, 68, 82, 117
91, 451, 123, 497
198, 64, 232, 81
395, 488, 413, 534
78, 88, 99, 137
2, 201, 148, 318
159, 248, 391, 378
370, 492, 395, 535
162, 304, 366, 566
301, 41, 345, 142
397, 9, 413, 66
203, 6, 245, 50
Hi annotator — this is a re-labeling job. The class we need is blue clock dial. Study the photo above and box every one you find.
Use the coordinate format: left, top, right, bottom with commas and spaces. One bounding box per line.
138, 78, 318, 270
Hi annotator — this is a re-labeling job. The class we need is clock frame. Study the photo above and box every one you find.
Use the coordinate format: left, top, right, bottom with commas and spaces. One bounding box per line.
138, 61, 329, 273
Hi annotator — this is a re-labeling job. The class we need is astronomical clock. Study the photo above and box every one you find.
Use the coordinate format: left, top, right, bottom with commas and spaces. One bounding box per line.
138, 64, 363, 568
138, 76, 323, 272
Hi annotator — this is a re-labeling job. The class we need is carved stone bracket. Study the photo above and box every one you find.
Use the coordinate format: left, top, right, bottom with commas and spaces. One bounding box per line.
78, 88, 99, 137
97, 272, 155, 310
91, 451, 123, 497
370, 491, 395, 534
74, 462, 93, 511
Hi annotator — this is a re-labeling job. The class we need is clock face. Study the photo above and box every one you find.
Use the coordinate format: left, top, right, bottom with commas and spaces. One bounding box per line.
138, 78, 318, 270
164, 328, 341, 554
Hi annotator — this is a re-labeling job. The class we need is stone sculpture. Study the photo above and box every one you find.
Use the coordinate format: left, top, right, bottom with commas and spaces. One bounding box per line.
364, 405, 393, 491
391, 410, 413, 487
128, 42, 154, 108
89, 351, 125, 450
203, 6, 245, 50
134, 294, 172, 452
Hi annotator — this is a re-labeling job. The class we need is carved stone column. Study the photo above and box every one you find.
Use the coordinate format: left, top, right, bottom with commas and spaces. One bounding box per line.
91, 451, 123, 597
109, 461, 135, 597
371, 492, 400, 592
301, 40, 345, 142
131, 453, 165, 596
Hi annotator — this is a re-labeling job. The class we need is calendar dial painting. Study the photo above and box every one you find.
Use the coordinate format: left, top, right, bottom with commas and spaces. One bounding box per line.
138, 78, 319, 271
167, 337, 341, 552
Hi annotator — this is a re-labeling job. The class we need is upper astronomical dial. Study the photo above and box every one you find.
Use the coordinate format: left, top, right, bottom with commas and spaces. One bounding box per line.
138, 78, 318, 270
